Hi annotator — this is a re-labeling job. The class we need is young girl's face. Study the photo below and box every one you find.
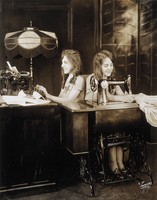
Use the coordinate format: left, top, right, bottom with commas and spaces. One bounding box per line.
101, 57, 114, 78
61, 55, 73, 74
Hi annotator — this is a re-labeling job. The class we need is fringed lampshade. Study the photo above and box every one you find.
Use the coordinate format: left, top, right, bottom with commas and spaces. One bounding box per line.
4, 26, 58, 58
4, 24, 58, 91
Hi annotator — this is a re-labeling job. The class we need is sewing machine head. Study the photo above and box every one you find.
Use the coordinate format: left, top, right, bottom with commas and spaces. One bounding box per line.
98, 75, 132, 94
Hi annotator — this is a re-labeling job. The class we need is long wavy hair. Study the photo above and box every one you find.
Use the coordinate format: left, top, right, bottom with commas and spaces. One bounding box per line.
93, 50, 116, 81
61, 49, 82, 88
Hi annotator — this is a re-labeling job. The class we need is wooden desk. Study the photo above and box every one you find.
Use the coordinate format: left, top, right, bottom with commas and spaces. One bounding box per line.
0, 103, 59, 192
60, 101, 149, 154
60, 101, 152, 196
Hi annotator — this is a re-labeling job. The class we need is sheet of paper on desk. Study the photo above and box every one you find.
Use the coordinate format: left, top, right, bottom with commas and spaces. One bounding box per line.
2, 95, 50, 106
22, 97, 50, 106
18, 90, 45, 100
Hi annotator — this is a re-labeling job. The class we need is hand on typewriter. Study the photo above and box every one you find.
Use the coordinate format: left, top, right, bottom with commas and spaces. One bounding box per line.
35, 85, 47, 99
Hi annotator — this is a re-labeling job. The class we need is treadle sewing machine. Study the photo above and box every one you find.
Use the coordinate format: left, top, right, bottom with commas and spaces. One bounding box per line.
60, 75, 153, 196
0, 62, 31, 95
98, 74, 132, 94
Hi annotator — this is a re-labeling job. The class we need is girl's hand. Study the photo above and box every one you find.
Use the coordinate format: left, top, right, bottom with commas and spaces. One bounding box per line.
123, 95, 135, 103
35, 84, 48, 97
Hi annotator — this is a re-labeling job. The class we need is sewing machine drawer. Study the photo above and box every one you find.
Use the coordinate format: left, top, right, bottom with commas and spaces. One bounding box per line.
95, 107, 147, 133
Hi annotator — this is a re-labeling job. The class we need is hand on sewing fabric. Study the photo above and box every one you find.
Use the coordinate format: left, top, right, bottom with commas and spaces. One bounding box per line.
35, 49, 85, 104
119, 94, 135, 103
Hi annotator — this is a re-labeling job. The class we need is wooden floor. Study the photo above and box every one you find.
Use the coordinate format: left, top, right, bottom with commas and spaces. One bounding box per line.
1, 144, 157, 200
0, 180, 157, 200
0, 164, 157, 200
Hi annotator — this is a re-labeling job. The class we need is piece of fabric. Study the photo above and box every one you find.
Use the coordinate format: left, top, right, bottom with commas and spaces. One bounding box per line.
135, 93, 157, 127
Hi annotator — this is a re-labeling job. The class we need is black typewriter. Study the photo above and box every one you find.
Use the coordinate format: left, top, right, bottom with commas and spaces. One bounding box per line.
0, 62, 31, 95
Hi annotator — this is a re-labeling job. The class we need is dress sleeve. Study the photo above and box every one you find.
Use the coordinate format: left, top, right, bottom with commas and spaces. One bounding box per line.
73, 75, 85, 91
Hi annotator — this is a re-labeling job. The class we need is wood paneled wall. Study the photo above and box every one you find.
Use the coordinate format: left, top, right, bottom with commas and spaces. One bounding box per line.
96, 0, 157, 94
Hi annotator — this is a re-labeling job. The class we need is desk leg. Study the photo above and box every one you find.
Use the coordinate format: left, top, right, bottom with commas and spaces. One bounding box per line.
78, 154, 95, 197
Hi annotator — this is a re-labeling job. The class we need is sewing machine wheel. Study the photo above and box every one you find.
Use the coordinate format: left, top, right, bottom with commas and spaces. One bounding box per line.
90, 75, 97, 92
